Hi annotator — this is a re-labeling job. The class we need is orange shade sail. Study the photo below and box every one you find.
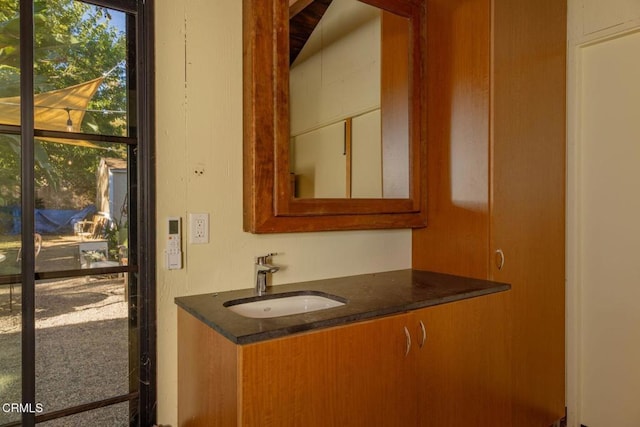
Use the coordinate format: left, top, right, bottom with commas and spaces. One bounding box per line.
0, 77, 105, 148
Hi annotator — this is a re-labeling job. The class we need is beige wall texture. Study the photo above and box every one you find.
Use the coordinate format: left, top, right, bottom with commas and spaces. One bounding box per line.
567, 0, 640, 426
155, 0, 411, 425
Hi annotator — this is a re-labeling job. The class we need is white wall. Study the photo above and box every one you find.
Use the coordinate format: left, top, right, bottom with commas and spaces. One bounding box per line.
567, 1, 640, 426
290, 0, 382, 198
289, 0, 381, 135
155, 1, 411, 425
292, 121, 346, 198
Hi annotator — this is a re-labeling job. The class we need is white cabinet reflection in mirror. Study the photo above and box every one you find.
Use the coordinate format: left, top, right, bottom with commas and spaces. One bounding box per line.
289, 0, 409, 199
291, 110, 382, 198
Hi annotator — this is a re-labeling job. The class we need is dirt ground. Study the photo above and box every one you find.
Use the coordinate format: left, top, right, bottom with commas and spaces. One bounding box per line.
1, 234, 103, 276
0, 234, 132, 426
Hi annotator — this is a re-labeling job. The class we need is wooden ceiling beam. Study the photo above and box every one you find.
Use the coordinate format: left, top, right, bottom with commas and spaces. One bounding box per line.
290, 0, 315, 19
289, 0, 333, 65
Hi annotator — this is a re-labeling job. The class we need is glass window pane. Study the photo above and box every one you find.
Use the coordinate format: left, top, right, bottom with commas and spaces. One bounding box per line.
0, 278, 21, 426
33, 138, 128, 274
2, 1, 141, 424
0, 132, 21, 426
32, 1, 131, 137
0, 2, 21, 126
0, 135, 22, 244
35, 274, 137, 415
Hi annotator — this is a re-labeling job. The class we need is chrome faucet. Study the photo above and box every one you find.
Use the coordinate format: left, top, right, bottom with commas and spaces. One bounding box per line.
255, 253, 280, 295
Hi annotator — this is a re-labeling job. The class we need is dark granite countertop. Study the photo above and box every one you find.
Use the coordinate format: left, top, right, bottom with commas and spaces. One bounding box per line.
175, 269, 510, 344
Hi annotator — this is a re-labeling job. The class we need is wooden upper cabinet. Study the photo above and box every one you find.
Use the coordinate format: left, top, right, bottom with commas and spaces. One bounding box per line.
411, 0, 492, 280
412, 0, 566, 425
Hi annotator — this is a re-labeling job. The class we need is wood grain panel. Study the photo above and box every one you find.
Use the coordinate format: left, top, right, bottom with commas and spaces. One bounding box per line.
178, 309, 239, 427
239, 314, 416, 426
412, 0, 566, 425
289, 0, 332, 64
381, 11, 410, 198
411, 0, 491, 279
491, 0, 567, 425
415, 293, 511, 426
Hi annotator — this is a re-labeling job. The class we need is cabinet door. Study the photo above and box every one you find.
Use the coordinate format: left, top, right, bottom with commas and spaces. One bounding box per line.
239, 313, 417, 426
491, 0, 566, 424
413, 294, 510, 426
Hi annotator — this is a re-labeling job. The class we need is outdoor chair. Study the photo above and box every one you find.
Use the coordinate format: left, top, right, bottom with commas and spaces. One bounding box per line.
74, 212, 111, 241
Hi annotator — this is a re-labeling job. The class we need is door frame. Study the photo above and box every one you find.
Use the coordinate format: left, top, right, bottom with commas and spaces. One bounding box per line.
5, 1, 157, 425
566, 3, 640, 424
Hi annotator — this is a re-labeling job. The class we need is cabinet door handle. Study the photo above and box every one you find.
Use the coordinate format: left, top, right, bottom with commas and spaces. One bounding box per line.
404, 326, 412, 356
418, 320, 427, 348
495, 249, 505, 271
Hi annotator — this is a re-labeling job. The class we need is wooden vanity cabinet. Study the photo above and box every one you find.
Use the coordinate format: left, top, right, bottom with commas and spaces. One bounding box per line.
238, 312, 417, 426
178, 291, 508, 426
178, 308, 417, 427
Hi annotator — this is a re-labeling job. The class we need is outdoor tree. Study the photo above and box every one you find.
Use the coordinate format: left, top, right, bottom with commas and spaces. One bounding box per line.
0, 0, 128, 208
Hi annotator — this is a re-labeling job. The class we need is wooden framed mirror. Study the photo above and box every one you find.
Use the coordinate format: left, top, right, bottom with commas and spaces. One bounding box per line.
243, 0, 426, 233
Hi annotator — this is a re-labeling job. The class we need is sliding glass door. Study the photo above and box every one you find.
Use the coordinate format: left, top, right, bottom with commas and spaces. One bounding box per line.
0, 1, 155, 425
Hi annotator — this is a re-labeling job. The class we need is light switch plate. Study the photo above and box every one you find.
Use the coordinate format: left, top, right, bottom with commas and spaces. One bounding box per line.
189, 213, 209, 244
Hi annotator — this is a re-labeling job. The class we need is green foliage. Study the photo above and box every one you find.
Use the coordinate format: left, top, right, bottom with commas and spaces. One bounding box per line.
0, 0, 128, 208
0, 136, 19, 206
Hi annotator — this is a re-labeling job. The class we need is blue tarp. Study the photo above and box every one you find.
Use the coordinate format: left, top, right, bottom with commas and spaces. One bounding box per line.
6, 205, 97, 235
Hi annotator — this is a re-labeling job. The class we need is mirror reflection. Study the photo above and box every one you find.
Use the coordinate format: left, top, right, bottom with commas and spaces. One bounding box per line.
289, 0, 410, 199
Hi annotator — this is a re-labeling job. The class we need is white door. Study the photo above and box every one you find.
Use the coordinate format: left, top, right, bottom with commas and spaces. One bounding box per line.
579, 30, 640, 427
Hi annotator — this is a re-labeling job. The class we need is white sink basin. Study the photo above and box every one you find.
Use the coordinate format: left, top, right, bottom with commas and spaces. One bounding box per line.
225, 292, 346, 319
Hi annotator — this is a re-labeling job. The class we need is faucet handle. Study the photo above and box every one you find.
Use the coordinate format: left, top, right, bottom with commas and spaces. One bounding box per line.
256, 252, 279, 264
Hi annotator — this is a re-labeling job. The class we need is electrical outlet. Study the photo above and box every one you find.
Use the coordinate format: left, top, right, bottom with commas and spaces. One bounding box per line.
189, 213, 209, 244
